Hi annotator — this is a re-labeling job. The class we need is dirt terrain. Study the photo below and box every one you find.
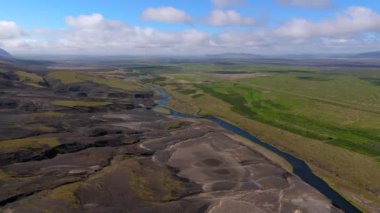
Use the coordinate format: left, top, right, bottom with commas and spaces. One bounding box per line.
0, 63, 341, 212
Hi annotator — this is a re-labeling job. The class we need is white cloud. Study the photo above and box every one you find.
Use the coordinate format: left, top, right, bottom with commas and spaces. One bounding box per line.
212, 0, 244, 7
141, 7, 192, 24
2, 14, 212, 55
2, 8, 380, 55
180, 29, 209, 45
0, 21, 25, 39
276, 6, 380, 38
276, 0, 332, 9
65, 13, 105, 28
205, 10, 255, 26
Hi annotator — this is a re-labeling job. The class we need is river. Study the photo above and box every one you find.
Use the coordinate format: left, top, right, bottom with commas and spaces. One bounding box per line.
153, 87, 360, 213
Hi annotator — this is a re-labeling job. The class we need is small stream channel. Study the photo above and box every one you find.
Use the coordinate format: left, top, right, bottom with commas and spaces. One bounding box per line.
153, 87, 360, 213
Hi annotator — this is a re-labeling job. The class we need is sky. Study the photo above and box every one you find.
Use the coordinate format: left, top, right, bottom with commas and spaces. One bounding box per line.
0, 0, 380, 55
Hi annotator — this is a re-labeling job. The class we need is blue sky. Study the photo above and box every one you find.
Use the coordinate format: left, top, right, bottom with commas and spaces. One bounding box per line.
2, 0, 378, 30
0, 0, 380, 55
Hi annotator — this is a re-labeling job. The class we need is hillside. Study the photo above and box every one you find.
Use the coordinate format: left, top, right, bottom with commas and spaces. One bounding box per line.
0, 48, 13, 59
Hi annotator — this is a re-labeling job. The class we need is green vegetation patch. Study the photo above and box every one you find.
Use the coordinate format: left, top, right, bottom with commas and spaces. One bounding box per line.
47, 71, 83, 84
361, 77, 380, 86
49, 182, 81, 207
47, 71, 146, 91
153, 107, 171, 115
50, 100, 112, 107
243, 73, 380, 111
178, 63, 319, 73
83, 75, 146, 91
31, 111, 66, 119
0, 136, 61, 151
195, 79, 380, 156
16, 71, 46, 88
124, 158, 186, 202
26, 124, 57, 133
164, 121, 183, 130
0, 170, 11, 182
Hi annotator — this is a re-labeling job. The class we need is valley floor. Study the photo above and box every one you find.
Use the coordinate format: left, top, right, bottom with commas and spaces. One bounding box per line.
0, 65, 342, 212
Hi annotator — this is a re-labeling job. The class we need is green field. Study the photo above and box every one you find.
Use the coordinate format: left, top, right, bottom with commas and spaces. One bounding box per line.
196, 79, 380, 156
163, 70, 380, 157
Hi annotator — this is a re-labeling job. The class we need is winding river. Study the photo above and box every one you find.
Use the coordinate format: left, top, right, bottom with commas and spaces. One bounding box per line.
153, 87, 360, 213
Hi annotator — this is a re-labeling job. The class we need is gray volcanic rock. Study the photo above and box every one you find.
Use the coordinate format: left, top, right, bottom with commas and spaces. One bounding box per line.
147, 121, 342, 213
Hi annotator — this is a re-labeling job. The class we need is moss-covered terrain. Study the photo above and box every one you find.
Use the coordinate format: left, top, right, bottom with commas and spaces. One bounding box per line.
15, 71, 46, 88
47, 70, 147, 91
0, 136, 60, 151
50, 100, 112, 107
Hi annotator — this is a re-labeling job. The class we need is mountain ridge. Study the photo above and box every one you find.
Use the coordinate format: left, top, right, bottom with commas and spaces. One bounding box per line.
356, 51, 380, 58
0, 48, 13, 59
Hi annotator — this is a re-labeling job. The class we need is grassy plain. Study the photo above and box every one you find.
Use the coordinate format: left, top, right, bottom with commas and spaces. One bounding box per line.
158, 65, 380, 212
195, 80, 380, 156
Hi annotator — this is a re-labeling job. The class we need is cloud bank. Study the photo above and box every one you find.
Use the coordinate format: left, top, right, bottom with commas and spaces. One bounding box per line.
1, 6, 380, 55
276, 7, 380, 38
0, 21, 25, 40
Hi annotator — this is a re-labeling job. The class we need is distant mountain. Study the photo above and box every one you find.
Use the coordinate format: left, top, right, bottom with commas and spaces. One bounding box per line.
0, 48, 55, 71
0, 48, 13, 59
206, 53, 263, 58
356, 51, 380, 58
